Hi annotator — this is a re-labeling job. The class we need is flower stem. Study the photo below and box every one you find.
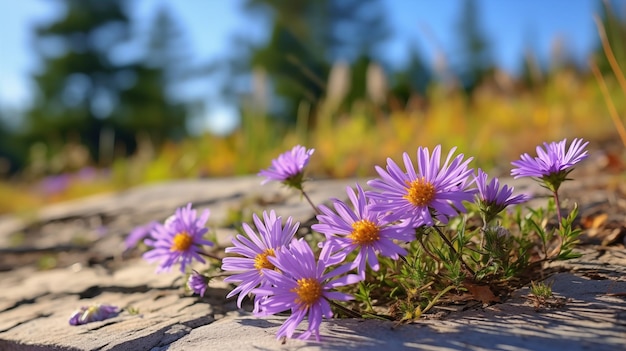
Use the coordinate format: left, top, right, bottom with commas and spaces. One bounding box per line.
550, 189, 565, 259
199, 250, 223, 262
329, 299, 362, 318
418, 232, 442, 266
300, 188, 321, 215
432, 226, 475, 276
552, 190, 563, 230
422, 285, 455, 315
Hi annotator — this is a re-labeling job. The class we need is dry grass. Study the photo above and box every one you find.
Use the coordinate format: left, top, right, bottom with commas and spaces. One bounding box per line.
0, 70, 622, 215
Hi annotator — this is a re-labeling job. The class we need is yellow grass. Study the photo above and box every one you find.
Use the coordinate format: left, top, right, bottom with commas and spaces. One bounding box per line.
0, 71, 622, 215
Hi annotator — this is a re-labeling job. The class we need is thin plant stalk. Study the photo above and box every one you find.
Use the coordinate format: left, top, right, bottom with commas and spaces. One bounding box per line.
300, 188, 321, 215
590, 59, 626, 148
552, 190, 563, 230
431, 226, 476, 276
594, 14, 626, 100
200, 250, 223, 261
421, 285, 455, 315
592, 14, 626, 148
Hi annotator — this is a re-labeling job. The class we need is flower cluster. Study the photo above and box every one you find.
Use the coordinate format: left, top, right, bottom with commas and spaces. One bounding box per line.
124, 140, 589, 341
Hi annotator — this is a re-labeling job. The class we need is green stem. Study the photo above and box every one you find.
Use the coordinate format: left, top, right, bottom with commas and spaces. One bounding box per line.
329, 299, 362, 318
300, 188, 321, 215
418, 232, 442, 266
432, 226, 475, 276
551, 190, 564, 260
422, 285, 455, 315
552, 190, 563, 230
199, 250, 223, 262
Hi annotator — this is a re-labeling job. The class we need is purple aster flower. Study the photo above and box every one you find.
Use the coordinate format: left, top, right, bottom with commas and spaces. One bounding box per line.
187, 270, 209, 297
474, 169, 530, 224
221, 210, 299, 311
69, 303, 120, 326
367, 145, 475, 226
312, 184, 413, 279
510, 138, 589, 192
124, 221, 158, 250
143, 203, 213, 273
253, 238, 360, 341
39, 174, 70, 196
258, 145, 315, 189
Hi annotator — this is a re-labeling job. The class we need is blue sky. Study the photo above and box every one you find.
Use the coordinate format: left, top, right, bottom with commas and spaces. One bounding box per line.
0, 0, 603, 131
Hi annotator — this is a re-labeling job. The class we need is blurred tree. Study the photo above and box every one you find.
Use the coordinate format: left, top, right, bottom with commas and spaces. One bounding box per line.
24, 0, 130, 166
453, 0, 494, 93
593, 0, 626, 75
23, 0, 190, 168
518, 48, 544, 90
114, 6, 190, 154
390, 45, 433, 105
240, 0, 390, 124
0, 110, 25, 175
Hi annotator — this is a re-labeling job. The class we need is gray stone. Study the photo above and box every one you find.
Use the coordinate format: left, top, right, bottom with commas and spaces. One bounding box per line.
0, 259, 221, 351
0, 173, 623, 351
164, 271, 626, 351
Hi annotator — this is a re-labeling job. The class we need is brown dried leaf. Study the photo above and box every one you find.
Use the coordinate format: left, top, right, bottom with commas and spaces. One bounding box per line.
604, 152, 625, 172
581, 213, 608, 229
464, 283, 500, 304
447, 293, 476, 303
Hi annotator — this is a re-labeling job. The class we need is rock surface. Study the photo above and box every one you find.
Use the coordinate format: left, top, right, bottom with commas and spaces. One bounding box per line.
166, 268, 626, 351
0, 173, 625, 351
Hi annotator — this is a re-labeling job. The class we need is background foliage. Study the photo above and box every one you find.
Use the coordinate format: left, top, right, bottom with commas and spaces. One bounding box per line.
0, 0, 625, 214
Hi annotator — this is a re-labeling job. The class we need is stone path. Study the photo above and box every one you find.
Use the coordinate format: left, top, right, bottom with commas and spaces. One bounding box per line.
0, 172, 625, 351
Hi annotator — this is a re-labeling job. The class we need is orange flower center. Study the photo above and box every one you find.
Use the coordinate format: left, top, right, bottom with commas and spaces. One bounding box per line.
291, 277, 323, 307
254, 248, 276, 271
404, 178, 436, 206
170, 231, 193, 252
349, 219, 380, 245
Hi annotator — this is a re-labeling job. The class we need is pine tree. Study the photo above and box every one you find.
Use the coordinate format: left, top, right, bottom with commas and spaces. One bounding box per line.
454, 0, 493, 92
25, 0, 131, 162
24, 0, 190, 166
114, 6, 190, 152
240, 0, 390, 123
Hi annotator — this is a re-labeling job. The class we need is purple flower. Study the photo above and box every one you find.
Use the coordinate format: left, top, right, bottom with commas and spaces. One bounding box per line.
39, 174, 70, 196
187, 270, 209, 297
221, 210, 298, 311
69, 303, 120, 326
258, 145, 315, 189
474, 169, 530, 224
253, 239, 359, 341
511, 138, 589, 192
143, 203, 213, 273
312, 184, 413, 278
124, 221, 158, 250
367, 145, 475, 226
76, 167, 98, 181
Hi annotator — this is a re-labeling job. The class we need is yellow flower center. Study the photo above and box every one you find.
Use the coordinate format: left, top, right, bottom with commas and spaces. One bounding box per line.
291, 277, 323, 307
404, 178, 436, 206
86, 305, 99, 316
254, 248, 276, 271
170, 231, 193, 252
349, 219, 380, 245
